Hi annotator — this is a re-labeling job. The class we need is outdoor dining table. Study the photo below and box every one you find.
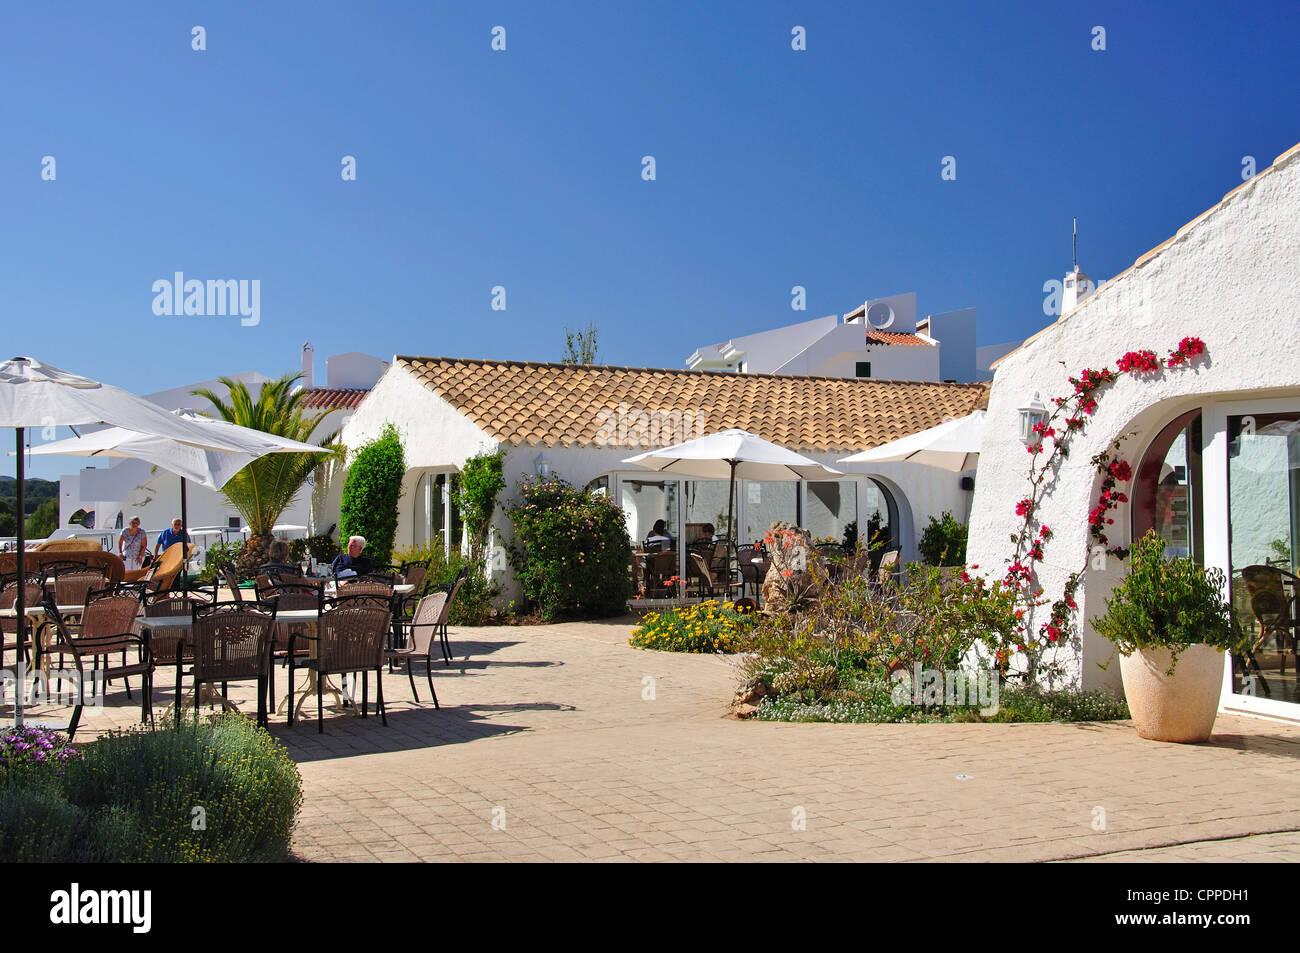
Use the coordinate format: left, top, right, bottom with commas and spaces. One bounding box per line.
137, 608, 338, 718
1, 603, 92, 676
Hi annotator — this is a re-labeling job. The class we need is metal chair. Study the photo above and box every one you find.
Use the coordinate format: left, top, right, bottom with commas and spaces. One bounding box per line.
387, 592, 446, 706
40, 594, 153, 740
289, 602, 391, 733
0, 573, 43, 667
184, 602, 276, 727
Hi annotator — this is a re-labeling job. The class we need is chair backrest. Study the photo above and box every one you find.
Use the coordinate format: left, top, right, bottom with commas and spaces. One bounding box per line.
37, 559, 90, 575
316, 603, 391, 674
335, 580, 394, 603
218, 563, 244, 602
264, 580, 324, 613
0, 574, 43, 610
687, 552, 714, 587
144, 592, 210, 618
113, 580, 157, 600
48, 568, 108, 608
876, 549, 900, 585
77, 591, 143, 651
327, 591, 392, 610
403, 564, 428, 593
189, 604, 275, 683
444, 571, 469, 612
150, 542, 192, 592
347, 572, 399, 588
410, 592, 449, 651
1241, 565, 1289, 618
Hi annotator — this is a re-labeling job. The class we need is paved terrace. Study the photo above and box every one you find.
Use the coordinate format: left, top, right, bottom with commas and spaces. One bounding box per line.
42, 618, 1300, 862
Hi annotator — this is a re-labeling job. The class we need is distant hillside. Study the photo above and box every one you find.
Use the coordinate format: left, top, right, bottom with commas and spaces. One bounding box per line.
0, 476, 59, 515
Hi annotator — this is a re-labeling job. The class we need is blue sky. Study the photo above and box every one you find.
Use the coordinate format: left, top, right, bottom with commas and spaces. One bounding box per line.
5, 0, 1300, 479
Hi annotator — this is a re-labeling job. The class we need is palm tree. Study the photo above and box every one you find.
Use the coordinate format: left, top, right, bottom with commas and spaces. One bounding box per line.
191, 373, 338, 543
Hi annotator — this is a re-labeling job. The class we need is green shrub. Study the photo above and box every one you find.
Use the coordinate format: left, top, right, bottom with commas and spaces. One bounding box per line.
629, 600, 754, 653
289, 534, 341, 567
740, 555, 1018, 700
506, 475, 631, 620
197, 539, 244, 582
60, 716, 300, 863
339, 423, 406, 568
392, 541, 498, 624
456, 450, 506, 564
917, 511, 968, 566
1091, 530, 1243, 671
0, 781, 81, 862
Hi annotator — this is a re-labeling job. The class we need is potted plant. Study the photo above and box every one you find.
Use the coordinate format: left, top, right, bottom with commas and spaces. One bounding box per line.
1092, 530, 1243, 743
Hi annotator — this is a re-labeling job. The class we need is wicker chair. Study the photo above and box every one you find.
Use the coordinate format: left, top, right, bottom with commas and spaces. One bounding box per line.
66, 588, 145, 699
687, 551, 740, 599
0, 573, 43, 667
184, 602, 276, 727
218, 563, 245, 603
387, 592, 446, 706
262, 580, 324, 667
45, 568, 108, 611
140, 591, 211, 709
288, 602, 391, 732
40, 594, 152, 740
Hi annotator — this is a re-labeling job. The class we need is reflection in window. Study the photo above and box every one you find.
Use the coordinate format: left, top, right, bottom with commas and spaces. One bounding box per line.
1132, 411, 1202, 563
807, 481, 858, 544
1227, 413, 1300, 704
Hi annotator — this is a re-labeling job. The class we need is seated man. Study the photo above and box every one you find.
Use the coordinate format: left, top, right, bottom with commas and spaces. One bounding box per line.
330, 535, 374, 577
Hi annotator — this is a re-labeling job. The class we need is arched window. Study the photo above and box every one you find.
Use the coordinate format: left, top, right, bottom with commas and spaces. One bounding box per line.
1132, 410, 1203, 563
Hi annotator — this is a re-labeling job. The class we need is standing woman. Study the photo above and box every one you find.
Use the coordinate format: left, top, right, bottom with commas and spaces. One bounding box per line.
118, 516, 148, 571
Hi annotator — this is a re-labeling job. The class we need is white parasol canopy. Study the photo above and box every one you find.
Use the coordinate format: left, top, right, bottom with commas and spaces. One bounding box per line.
25, 408, 323, 491
624, 428, 841, 548
838, 410, 986, 472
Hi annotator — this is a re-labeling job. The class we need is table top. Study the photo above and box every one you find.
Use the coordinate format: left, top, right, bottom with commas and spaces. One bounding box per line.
141, 607, 322, 628
0, 604, 84, 618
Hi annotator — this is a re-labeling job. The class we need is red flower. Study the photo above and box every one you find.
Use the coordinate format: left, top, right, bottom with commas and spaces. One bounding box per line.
1108, 459, 1133, 482
1038, 525, 1052, 540
1015, 498, 1032, 517
1117, 349, 1159, 374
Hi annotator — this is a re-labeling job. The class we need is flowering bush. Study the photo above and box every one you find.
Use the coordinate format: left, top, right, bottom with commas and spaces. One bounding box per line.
1000, 338, 1209, 677
629, 600, 753, 653
506, 474, 631, 620
740, 555, 1020, 701
0, 726, 81, 775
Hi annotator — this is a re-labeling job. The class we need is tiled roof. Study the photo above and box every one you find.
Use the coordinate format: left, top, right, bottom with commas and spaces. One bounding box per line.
395, 356, 989, 452
864, 331, 934, 347
301, 387, 369, 410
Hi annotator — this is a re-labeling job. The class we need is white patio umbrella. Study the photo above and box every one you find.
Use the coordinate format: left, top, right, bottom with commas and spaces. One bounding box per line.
25, 407, 326, 594
623, 428, 842, 550
838, 410, 986, 472
1, 357, 282, 726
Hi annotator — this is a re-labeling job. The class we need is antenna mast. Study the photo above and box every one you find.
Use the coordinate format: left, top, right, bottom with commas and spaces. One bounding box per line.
1073, 218, 1078, 271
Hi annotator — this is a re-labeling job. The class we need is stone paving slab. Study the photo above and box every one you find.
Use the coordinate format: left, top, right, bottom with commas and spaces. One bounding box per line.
37, 616, 1300, 862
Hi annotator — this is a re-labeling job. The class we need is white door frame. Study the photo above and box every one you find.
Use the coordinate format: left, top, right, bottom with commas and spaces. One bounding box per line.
1204, 397, 1300, 724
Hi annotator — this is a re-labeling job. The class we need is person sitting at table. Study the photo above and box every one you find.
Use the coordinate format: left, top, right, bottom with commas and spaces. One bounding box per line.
153, 517, 189, 559
259, 539, 299, 580
700, 523, 718, 543
330, 535, 374, 576
644, 520, 673, 551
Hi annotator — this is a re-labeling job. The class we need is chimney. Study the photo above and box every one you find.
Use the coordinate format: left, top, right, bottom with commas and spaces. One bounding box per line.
301, 342, 314, 390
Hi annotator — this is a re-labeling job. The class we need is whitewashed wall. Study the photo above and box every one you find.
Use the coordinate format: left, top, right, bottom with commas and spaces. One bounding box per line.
966, 144, 1300, 693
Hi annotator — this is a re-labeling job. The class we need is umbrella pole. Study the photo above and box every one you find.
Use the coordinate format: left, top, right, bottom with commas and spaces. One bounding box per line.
726, 459, 737, 590
13, 427, 25, 727
180, 477, 188, 597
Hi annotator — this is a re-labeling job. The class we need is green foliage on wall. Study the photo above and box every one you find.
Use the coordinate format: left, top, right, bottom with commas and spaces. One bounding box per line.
456, 449, 506, 563
339, 423, 406, 567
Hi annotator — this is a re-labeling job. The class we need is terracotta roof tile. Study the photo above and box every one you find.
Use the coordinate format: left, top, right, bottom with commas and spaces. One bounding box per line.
395, 357, 988, 452
864, 331, 934, 347
301, 387, 369, 410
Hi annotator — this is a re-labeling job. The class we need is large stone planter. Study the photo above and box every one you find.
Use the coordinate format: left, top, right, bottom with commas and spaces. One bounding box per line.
1118, 644, 1225, 743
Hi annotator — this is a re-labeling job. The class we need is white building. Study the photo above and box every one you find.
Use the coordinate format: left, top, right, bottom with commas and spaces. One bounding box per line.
686, 292, 1021, 382
56, 345, 387, 559
967, 139, 1300, 725
314, 356, 989, 603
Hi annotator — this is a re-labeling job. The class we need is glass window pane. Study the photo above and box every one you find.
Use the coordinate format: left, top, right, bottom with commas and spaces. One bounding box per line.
620, 479, 679, 548
743, 482, 798, 545
684, 480, 731, 544
806, 481, 858, 544
1228, 412, 1300, 703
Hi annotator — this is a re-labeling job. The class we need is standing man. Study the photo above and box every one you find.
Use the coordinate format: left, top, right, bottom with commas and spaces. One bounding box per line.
154, 517, 190, 559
